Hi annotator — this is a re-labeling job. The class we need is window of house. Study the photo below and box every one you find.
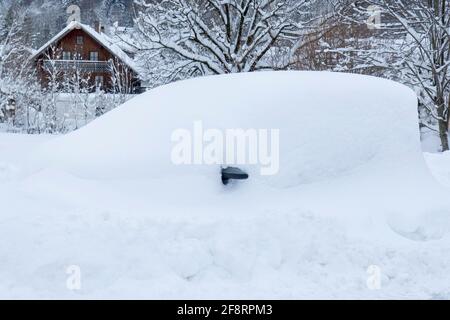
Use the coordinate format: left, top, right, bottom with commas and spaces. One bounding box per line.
95, 75, 104, 88
90, 51, 99, 61
62, 51, 71, 60
76, 36, 84, 45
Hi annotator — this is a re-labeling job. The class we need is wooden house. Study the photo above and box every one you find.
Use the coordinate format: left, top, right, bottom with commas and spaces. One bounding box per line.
30, 21, 142, 93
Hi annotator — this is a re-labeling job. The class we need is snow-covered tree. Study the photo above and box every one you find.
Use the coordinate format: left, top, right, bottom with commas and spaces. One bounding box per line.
65, 64, 93, 129
41, 46, 66, 133
98, 0, 134, 26
0, 1, 40, 130
131, 0, 325, 86
332, 0, 450, 151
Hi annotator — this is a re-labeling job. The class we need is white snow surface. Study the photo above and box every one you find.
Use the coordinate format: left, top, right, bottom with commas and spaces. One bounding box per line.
1, 71, 450, 299
424, 152, 450, 188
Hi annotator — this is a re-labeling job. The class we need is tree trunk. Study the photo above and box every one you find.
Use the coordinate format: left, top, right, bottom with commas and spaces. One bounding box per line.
437, 94, 449, 151
438, 118, 449, 151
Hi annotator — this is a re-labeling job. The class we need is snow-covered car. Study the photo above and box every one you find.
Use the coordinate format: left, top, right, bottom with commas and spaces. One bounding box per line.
2, 71, 449, 298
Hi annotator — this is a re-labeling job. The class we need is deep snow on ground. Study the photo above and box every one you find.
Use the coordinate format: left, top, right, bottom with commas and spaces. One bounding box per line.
421, 130, 442, 153
1, 72, 450, 299
424, 152, 450, 188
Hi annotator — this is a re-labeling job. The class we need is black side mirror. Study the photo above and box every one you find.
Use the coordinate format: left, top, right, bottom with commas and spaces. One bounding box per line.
221, 167, 249, 185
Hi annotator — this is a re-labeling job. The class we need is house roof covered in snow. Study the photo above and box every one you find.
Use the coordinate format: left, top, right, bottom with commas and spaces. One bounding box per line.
30, 21, 139, 74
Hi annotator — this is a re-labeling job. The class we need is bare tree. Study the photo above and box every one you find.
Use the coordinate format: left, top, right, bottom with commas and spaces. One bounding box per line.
110, 58, 134, 96
65, 63, 93, 129
41, 46, 66, 133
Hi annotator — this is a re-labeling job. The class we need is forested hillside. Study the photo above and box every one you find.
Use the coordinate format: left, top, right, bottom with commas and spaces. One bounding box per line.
4, 0, 134, 49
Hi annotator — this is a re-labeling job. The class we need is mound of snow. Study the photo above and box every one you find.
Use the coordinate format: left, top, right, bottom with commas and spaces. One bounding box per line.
424, 151, 450, 188
31, 72, 448, 226
33, 71, 419, 182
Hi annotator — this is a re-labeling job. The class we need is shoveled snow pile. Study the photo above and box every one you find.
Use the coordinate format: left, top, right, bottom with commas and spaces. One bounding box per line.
0, 71, 449, 299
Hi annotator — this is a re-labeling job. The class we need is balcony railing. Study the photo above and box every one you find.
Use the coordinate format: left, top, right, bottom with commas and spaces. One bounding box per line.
43, 60, 111, 73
